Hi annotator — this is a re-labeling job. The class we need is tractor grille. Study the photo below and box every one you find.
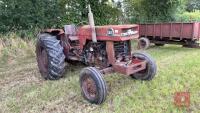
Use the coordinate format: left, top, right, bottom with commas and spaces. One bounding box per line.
114, 41, 130, 58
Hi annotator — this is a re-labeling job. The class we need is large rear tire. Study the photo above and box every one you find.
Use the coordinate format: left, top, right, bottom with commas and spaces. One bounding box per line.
131, 52, 157, 80
36, 33, 65, 80
80, 67, 107, 104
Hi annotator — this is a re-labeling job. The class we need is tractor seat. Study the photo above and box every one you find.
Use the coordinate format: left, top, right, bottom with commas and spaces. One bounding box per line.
64, 25, 79, 41
69, 36, 79, 41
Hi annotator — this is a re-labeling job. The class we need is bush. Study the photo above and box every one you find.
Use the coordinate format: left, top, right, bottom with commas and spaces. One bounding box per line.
0, 0, 64, 33
175, 10, 200, 22
123, 0, 184, 23
0, 0, 121, 34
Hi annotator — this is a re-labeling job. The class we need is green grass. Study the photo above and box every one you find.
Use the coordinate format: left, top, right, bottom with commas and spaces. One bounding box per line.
0, 43, 200, 113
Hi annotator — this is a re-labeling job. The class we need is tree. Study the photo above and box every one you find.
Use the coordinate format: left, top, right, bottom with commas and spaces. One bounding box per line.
59, 0, 121, 25
0, 0, 64, 33
186, 0, 200, 12
0, 0, 121, 33
123, 0, 185, 23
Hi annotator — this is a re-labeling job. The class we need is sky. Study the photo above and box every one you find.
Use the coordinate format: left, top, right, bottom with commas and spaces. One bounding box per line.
109, 0, 123, 2
114, 0, 123, 2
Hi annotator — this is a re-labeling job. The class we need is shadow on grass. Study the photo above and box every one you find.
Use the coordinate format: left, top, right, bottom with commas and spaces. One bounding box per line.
149, 45, 193, 51
63, 61, 85, 78
147, 45, 199, 55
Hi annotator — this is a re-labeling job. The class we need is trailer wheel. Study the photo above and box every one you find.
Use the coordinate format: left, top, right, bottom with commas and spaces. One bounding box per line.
155, 43, 165, 46
36, 33, 65, 80
80, 67, 107, 104
131, 52, 157, 80
183, 41, 199, 48
138, 37, 150, 49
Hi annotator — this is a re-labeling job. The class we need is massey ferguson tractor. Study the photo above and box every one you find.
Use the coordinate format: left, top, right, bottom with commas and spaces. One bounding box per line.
36, 5, 157, 104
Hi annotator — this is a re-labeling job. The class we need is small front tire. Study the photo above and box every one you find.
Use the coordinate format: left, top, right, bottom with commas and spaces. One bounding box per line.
80, 67, 107, 104
131, 52, 157, 80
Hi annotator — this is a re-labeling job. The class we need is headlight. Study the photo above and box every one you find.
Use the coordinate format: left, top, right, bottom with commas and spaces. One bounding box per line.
121, 29, 138, 36
107, 28, 114, 36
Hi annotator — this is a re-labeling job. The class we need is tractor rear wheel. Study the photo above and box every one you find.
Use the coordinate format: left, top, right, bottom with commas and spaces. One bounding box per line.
131, 52, 157, 80
80, 67, 107, 104
36, 33, 65, 80
138, 37, 150, 49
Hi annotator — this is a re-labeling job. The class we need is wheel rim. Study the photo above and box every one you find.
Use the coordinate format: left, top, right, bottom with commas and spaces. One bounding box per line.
38, 48, 49, 78
82, 74, 97, 100
41, 49, 48, 71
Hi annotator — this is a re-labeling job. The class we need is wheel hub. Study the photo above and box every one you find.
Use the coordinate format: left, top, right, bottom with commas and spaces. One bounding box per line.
82, 75, 97, 99
140, 40, 146, 48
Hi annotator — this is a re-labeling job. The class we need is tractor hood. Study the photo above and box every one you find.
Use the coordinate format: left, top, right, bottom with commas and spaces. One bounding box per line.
90, 24, 138, 29
78, 24, 139, 41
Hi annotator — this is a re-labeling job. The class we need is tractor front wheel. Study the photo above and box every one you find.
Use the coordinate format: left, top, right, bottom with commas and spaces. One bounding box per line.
80, 67, 107, 104
36, 33, 65, 80
131, 52, 157, 80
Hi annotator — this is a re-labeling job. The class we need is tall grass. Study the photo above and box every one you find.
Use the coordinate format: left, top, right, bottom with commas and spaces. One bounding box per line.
0, 33, 36, 65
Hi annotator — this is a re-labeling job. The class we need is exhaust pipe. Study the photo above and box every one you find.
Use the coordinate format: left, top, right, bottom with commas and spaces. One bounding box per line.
88, 5, 97, 43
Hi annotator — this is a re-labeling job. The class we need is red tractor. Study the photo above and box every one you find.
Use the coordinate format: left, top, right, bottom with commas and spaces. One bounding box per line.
36, 6, 157, 104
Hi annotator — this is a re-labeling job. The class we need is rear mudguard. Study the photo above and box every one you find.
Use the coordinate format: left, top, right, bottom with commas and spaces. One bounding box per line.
41, 29, 65, 36
40, 29, 70, 57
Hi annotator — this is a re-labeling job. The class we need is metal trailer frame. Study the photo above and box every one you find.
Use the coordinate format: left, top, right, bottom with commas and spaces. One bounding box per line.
139, 22, 200, 48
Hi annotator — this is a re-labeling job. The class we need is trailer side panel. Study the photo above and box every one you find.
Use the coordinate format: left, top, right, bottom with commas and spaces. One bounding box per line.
140, 22, 200, 40
171, 23, 182, 38
139, 22, 200, 48
182, 23, 193, 39
199, 23, 200, 39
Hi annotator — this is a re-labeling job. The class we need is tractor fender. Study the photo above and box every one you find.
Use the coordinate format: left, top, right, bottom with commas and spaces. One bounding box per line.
41, 29, 65, 36
39, 29, 70, 57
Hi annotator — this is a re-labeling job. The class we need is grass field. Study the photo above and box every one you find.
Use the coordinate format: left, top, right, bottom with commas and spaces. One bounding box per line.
0, 38, 200, 113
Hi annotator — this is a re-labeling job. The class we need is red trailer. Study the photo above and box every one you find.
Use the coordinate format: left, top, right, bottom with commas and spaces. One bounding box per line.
138, 22, 200, 49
